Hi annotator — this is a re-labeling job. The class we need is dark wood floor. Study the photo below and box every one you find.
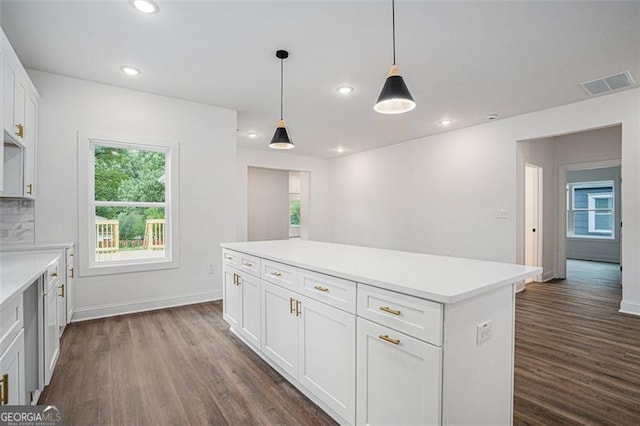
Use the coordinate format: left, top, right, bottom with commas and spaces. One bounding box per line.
514, 260, 640, 425
41, 259, 640, 425
40, 302, 336, 425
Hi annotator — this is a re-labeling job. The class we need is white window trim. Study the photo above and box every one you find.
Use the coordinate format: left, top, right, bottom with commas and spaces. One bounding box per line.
78, 130, 180, 277
567, 180, 615, 240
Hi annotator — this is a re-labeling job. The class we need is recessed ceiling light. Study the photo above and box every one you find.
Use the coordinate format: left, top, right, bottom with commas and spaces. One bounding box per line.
438, 119, 452, 126
120, 66, 141, 76
130, 0, 159, 14
337, 86, 354, 95
487, 114, 499, 121
336, 146, 345, 153
247, 132, 258, 138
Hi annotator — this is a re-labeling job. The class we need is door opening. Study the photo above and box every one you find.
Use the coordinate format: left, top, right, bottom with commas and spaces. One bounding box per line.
525, 164, 543, 283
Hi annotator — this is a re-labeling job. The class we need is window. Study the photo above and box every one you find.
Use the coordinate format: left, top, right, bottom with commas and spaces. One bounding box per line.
78, 132, 179, 276
289, 171, 301, 238
567, 180, 614, 239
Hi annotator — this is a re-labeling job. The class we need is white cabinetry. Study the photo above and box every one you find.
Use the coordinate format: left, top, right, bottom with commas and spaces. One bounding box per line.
0, 330, 25, 405
261, 281, 298, 376
1, 29, 39, 198
58, 246, 75, 335
43, 262, 60, 385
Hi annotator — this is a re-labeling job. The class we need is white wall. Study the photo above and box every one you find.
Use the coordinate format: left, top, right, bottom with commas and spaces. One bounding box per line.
30, 70, 237, 320
236, 148, 331, 242
326, 88, 640, 315
247, 167, 289, 241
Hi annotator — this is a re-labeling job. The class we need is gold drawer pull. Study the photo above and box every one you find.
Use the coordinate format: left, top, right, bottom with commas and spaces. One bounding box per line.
224, 255, 233, 261
314, 285, 329, 293
379, 306, 401, 316
243, 262, 253, 267
51, 272, 59, 278
69, 268, 74, 278
296, 300, 302, 317
290, 297, 295, 314
16, 123, 24, 138
1, 373, 8, 405
26, 183, 33, 195
58, 284, 65, 298
379, 334, 400, 345
270, 271, 282, 277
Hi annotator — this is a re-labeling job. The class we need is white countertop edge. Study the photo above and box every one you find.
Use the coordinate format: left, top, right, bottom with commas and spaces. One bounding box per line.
1, 252, 61, 307
221, 242, 541, 304
0, 242, 74, 252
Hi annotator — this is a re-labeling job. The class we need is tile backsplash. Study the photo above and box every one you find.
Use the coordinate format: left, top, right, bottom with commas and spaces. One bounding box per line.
0, 198, 35, 244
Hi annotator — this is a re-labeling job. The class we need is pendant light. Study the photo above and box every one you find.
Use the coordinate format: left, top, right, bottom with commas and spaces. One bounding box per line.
374, 0, 416, 114
269, 49, 295, 149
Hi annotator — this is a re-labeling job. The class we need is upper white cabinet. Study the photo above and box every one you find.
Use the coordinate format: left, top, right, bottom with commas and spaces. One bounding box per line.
1, 29, 39, 198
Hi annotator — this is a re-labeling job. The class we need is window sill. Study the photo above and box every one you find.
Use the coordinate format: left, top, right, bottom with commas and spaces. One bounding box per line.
80, 256, 179, 277
567, 235, 616, 242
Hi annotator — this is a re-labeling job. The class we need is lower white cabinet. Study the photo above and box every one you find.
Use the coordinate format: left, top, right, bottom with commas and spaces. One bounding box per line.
0, 330, 25, 405
356, 317, 442, 425
224, 266, 262, 348
43, 274, 60, 386
261, 280, 356, 423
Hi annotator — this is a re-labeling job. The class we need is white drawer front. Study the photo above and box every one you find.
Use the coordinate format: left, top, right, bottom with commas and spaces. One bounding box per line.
298, 269, 356, 313
66, 247, 74, 266
46, 260, 61, 293
237, 252, 261, 277
222, 249, 240, 268
357, 283, 443, 346
0, 293, 24, 356
262, 259, 297, 289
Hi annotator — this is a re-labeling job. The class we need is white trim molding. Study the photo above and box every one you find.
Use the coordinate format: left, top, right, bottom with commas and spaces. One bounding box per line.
72, 290, 221, 322
619, 300, 640, 316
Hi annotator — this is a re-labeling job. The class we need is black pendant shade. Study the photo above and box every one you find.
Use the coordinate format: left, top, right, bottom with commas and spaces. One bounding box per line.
269, 119, 294, 150
374, 65, 416, 114
269, 50, 294, 150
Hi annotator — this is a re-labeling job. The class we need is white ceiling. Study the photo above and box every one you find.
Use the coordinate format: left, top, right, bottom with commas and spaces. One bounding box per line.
2, 1, 639, 158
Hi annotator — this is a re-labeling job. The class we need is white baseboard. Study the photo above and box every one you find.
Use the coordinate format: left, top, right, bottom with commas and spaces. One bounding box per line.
542, 271, 555, 282
619, 300, 640, 316
72, 290, 222, 322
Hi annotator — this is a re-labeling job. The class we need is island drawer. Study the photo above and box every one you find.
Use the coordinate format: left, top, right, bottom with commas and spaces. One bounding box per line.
236, 252, 261, 277
222, 249, 240, 268
0, 293, 24, 357
357, 283, 443, 346
45, 260, 61, 293
262, 259, 297, 289
298, 269, 356, 313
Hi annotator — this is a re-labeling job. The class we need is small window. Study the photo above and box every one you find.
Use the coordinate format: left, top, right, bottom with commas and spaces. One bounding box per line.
78, 132, 179, 276
567, 180, 614, 239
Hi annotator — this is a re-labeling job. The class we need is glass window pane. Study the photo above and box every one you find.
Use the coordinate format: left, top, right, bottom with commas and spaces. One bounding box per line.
94, 145, 166, 202
95, 206, 166, 263
290, 199, 300, 226
594, 212, 613, 233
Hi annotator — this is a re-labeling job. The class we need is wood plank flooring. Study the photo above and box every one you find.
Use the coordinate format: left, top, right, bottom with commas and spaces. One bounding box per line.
40, 302, 336, 425
41, 259, 640, 425
514, 260, 640, 425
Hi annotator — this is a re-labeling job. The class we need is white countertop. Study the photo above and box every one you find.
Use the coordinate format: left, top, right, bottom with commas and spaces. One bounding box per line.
221, 240, 541, 304
0, 251, 60, 306
0, 242, 74, 252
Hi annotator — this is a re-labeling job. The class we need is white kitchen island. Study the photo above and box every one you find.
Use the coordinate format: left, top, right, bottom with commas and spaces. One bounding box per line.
220, 239, 541, 425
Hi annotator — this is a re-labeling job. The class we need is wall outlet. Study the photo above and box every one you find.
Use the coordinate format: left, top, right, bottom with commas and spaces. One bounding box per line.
208, 263, 216, 274
477, 320, 492, 344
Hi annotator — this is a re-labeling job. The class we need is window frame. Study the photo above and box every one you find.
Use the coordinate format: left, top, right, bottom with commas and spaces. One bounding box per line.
78, 131, 180, 276
567, 180, 615, 240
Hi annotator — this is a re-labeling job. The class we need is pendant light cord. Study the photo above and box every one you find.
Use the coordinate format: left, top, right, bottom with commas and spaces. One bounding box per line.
280, 59, 284, 120
392, 0, 396, 65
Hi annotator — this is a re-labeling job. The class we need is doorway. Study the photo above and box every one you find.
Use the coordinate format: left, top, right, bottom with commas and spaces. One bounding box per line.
524, 164, 543, 283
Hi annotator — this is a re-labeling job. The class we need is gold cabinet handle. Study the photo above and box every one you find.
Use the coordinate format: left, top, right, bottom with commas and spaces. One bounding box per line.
224, 255, 233, 261
314, 285, 330, 293
379, 306, 401, 316
1, 373, 8, 405
232, 273, 237, 285
243, 262, 253, 267
69, 267, 74, 278
379, 334, 400, 345
296, 300, 302, 317
26, 183, 33, 195
15, 123, 24, 138
290, 297, 295, 314
51, 272, 58, 277
58, 284, 65, 298
270, 271, 282, 277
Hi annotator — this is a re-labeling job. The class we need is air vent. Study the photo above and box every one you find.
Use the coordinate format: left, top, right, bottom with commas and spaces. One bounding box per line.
581, 71, 636, 96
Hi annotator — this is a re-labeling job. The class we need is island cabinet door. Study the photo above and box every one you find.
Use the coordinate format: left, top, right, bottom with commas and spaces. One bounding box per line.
223, 266, 242, 329
239, 272, 261, 348
298, 295, 356, 424
261, 281, 298, 377
356, 318, 442, 426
